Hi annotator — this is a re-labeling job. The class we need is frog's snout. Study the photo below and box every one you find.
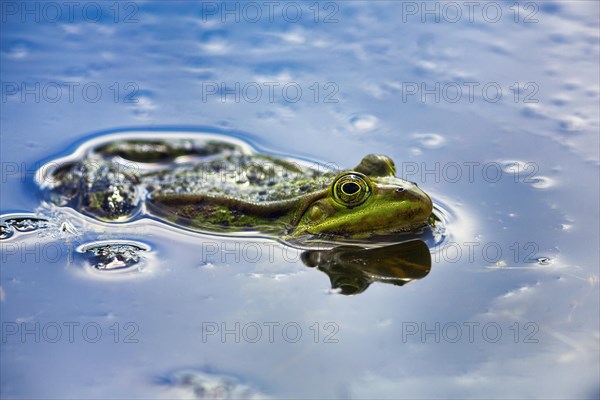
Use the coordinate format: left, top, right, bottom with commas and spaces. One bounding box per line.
416, 190, 434, 220
395, 182, 433, 221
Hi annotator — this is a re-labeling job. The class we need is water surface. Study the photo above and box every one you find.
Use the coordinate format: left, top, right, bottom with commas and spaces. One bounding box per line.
1, 2, 599, 399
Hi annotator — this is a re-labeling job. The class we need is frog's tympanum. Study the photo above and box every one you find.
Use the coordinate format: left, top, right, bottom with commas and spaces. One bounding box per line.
301, 239, 431, 295
39, 134, 433, 242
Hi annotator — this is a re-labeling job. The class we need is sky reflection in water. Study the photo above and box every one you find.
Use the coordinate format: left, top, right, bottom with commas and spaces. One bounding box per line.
1, 1, 599, 399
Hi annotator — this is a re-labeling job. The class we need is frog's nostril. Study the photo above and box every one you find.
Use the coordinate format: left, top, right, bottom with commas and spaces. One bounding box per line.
395, 187, 405, 193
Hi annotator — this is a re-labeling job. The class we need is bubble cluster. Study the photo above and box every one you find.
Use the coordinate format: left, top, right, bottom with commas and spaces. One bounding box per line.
76, 240, 150, 273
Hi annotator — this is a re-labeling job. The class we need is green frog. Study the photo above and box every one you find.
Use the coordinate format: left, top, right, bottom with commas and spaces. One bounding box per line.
39, 133, 433, 241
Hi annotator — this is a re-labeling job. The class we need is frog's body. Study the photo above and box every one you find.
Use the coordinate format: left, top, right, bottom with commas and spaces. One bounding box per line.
41, 134, 433, 240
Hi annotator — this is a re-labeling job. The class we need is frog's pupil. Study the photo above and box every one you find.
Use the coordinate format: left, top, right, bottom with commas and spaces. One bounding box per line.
342, 182, 360, 194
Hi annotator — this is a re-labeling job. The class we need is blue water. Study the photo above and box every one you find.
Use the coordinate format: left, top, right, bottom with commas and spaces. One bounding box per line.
1, 2, 599, 399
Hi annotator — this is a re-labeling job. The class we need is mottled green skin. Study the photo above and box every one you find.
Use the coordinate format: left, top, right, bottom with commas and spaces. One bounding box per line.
42, 136, 433, 239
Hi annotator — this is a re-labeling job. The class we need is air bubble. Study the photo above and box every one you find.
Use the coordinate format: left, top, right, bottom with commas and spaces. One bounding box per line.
0, 215, 49, 240
76, 240, 150, 273
0, 223, 14, 240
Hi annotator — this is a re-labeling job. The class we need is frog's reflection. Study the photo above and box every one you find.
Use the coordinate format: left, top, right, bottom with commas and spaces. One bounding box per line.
301, 240, 431, 295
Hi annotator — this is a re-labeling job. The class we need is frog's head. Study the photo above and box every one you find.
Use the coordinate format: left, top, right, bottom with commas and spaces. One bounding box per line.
293, 155, 433, 238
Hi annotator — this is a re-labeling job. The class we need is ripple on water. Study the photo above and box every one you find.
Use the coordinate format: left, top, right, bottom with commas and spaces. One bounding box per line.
349, 114, 379, 131
412, 133, 446, 149
529, 176, 555, 189
429, 201, 453, 248
499, 160, 555, 189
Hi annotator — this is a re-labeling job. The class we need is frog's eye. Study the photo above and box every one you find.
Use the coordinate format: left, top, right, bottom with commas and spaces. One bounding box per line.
332, 173, 371, 208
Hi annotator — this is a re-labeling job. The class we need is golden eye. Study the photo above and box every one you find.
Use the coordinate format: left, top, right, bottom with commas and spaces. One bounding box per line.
332, 173, 371, 208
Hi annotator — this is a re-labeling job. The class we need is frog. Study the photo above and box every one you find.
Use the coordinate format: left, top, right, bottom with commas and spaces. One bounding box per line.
37, 133, 433, 241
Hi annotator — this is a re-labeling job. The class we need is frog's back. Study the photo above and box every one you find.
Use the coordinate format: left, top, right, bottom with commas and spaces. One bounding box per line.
40, 135, 335, 234
145, 153, 331, 203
